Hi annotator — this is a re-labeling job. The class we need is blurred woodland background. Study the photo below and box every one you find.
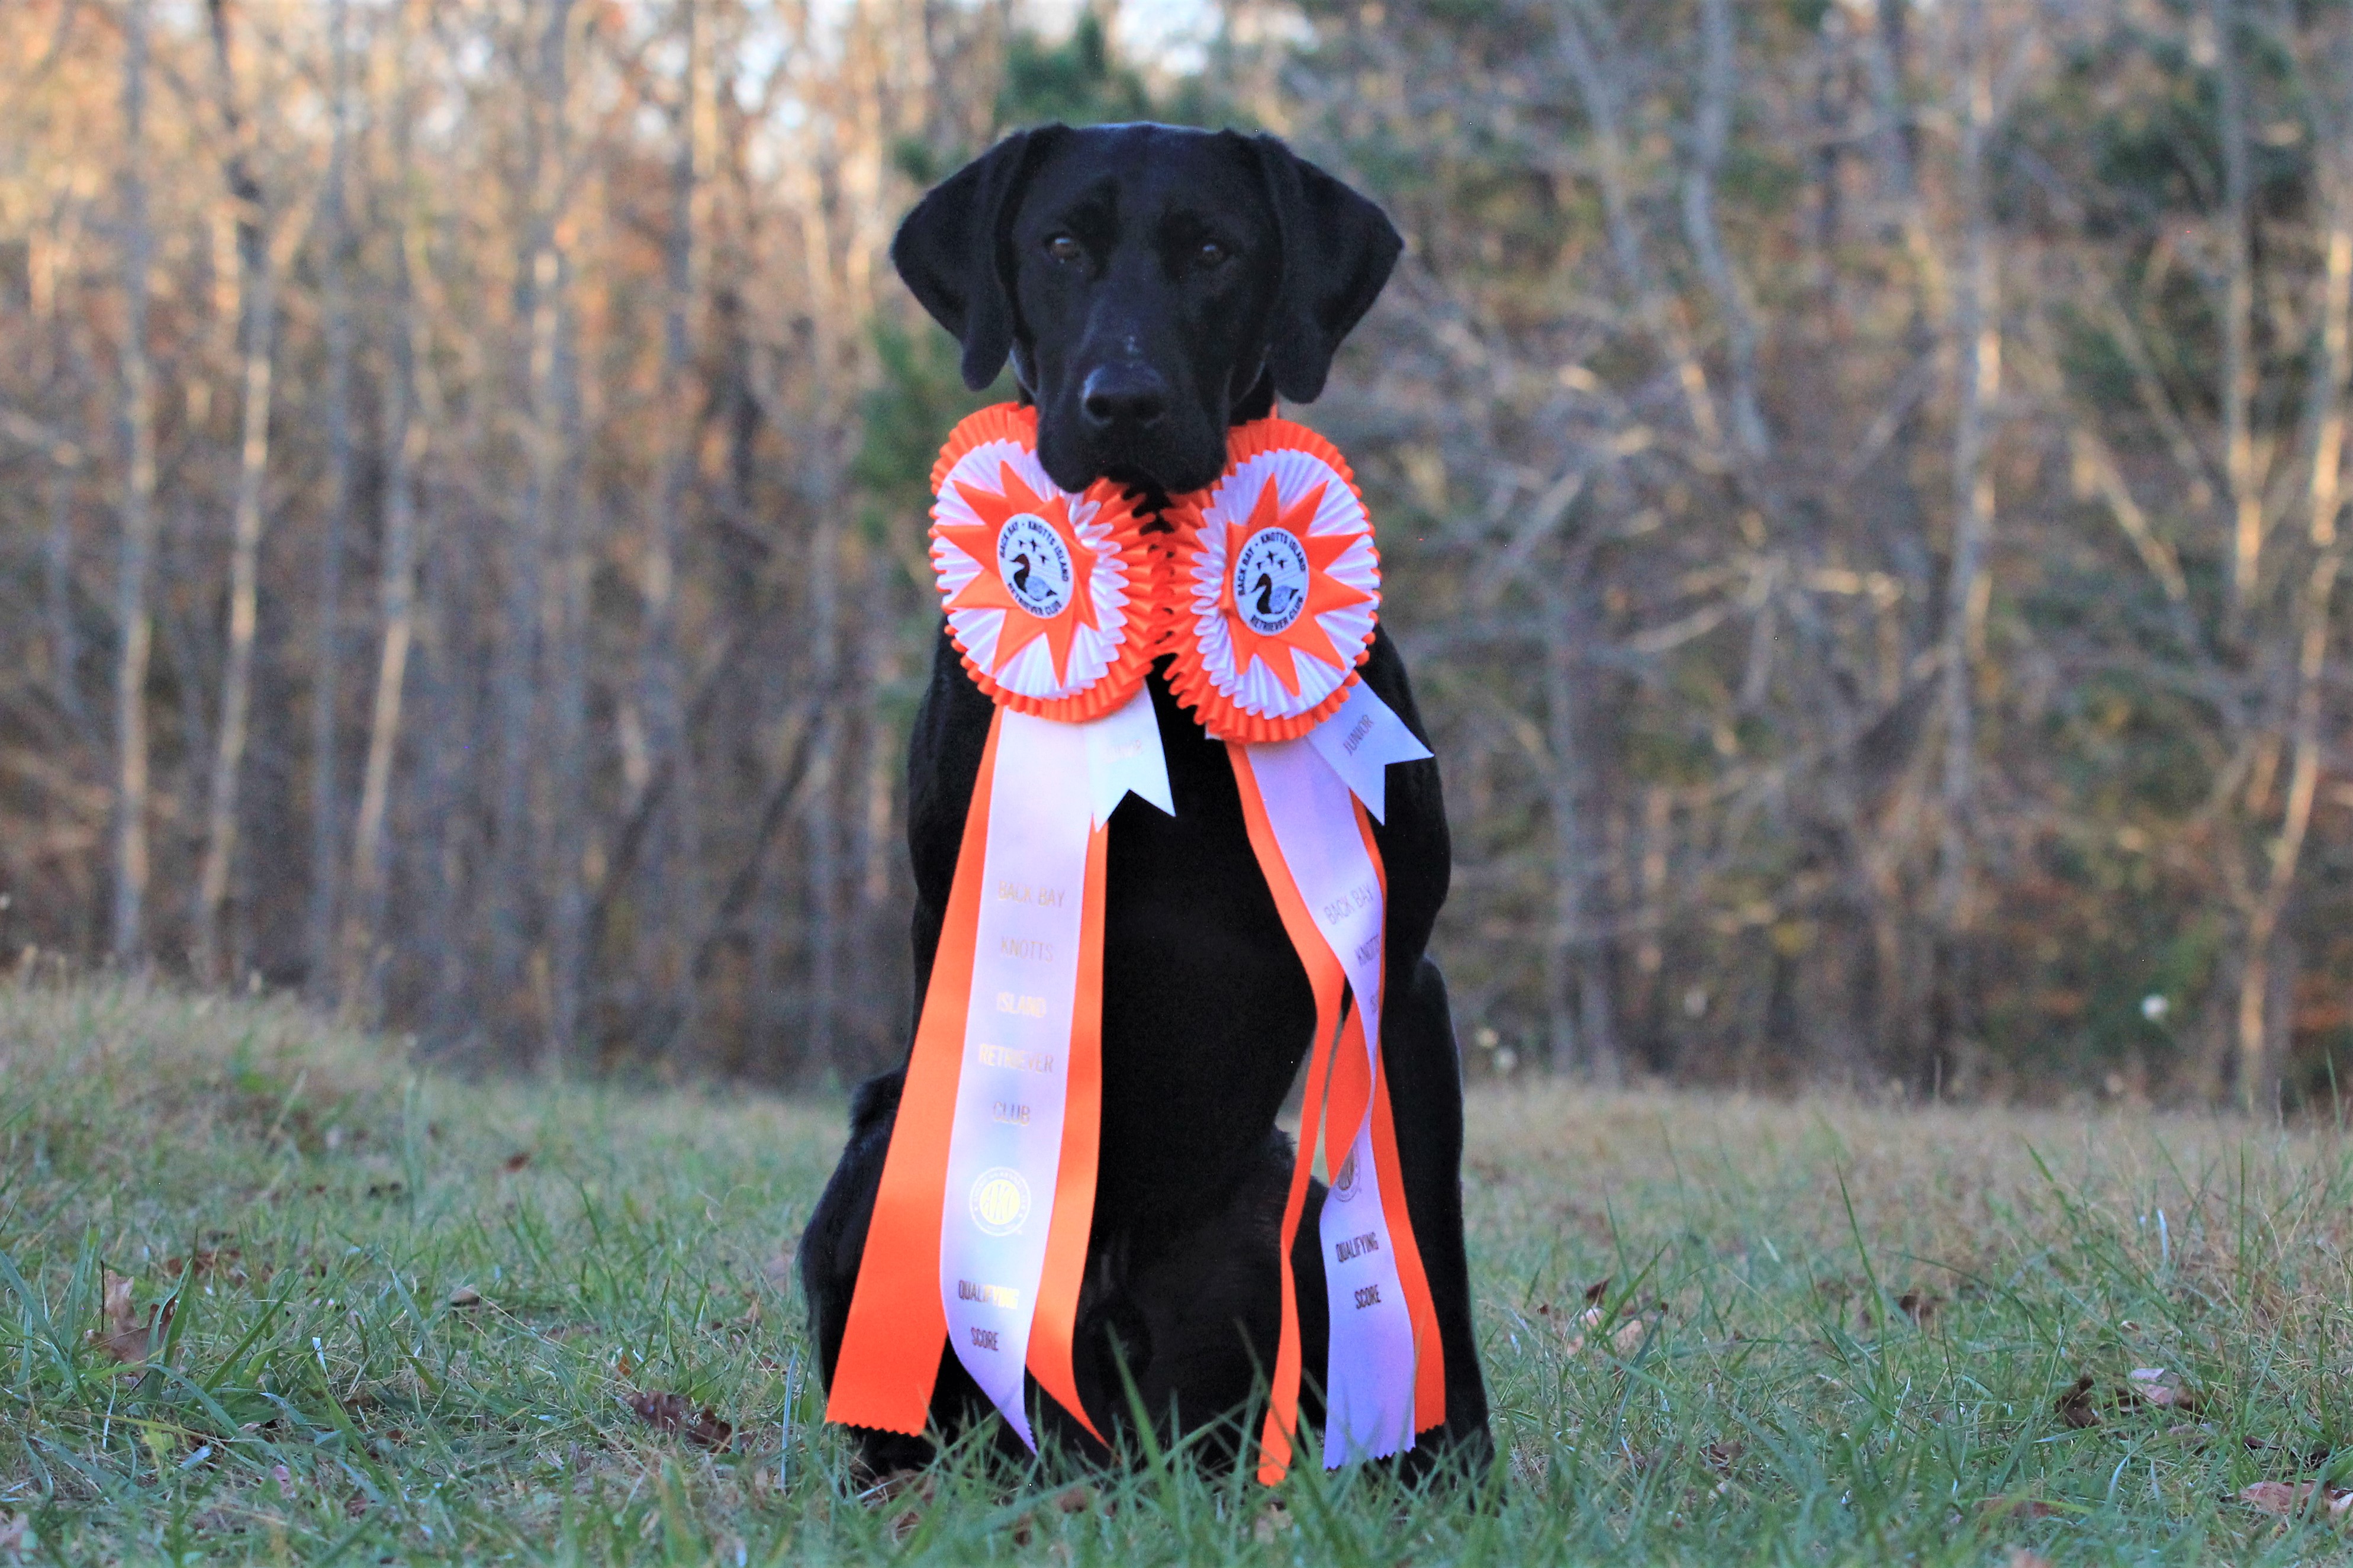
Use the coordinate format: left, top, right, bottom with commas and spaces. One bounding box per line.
3, 0, 2351, 1109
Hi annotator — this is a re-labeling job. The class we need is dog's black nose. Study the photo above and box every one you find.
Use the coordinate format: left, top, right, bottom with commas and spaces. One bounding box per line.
1080, 365, 1169, 430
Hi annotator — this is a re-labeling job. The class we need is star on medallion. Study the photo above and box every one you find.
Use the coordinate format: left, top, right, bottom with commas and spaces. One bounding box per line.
1218, 477, 1371, 696
935, 460, 1101, 687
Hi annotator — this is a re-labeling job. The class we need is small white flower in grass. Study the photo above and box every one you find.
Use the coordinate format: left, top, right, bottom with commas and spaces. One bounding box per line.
2141, 994, 2169, 1022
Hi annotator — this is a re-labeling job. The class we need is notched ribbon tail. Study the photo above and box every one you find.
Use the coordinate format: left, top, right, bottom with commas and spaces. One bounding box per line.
1025, 825, 1112, 1450
1304, 681, 1431, 823
826, 713, 1007, 1435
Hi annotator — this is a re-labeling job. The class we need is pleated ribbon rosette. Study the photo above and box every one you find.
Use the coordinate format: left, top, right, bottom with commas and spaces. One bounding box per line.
826, 405, 1445, 1480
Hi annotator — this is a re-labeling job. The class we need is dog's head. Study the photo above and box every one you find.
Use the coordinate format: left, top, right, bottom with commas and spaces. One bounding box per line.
891, 124, 1402, 495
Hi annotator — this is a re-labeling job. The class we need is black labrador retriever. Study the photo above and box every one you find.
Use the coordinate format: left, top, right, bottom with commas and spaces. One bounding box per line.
798, 122, 1491, 1479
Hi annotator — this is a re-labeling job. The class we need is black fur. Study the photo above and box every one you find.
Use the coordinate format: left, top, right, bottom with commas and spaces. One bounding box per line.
799, 123, 1489, 1479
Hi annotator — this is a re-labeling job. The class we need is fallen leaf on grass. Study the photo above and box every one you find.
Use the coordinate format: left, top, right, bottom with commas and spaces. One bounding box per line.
1979, 1497, 2067, 1521
854, 1471, 936, 1544
1535, 1286, 1607, 1354
1897, 1290, 1943, 1327
710, 1293, 762, 1332
501, 1151, 533, 1173
854, 1467, 929, 1503
1010, 1484, 1097, 1546
1253, 1503, 1293, 1543
1612, 1314, 1660, 1354
2118, 1367, 2198, 1412
2054, 1374, 2100, 1429
2003, 1551, 2054, 1568
1539, 1279, 1665, 1357
87, 1269, 173, 1364
626, 1390, 735, 1451
446, 1286, 483, 1309
164, 1247, 251, 1284
0, 1512, 28, 1556
2237, 1481, 2352, 1518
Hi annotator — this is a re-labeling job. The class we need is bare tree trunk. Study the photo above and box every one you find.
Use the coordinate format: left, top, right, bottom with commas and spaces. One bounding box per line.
1864, 0, 1947, 322
635, 0, 709, 1037
853, 545, 901, 1056
1541, 571, 1621, 1083
111, 2, 157, 965
307, 0, 358, 997
1936, 0, 2000, 932
1631, 784, 1669, 1045
420, 472, 472, 1049
189, 255, 279, 984
25, 210, 91, 733
46, 457, 79, 723
803, 484, 843, 1070
193, 0, 283, 985
545, 317, 593, 1068
1561, 0, 1725, 453
1681, 0, 1769, 461
345, 195, 436, 1022
794, 152, 846, 1074
2213, 0, 2261, 636
2234, 201, 2352, 1112
491, 0, 575, 1064
1860, 0, 1944, 636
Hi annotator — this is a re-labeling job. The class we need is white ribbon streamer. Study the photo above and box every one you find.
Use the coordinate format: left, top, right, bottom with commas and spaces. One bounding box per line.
938, 693, 1173, 1448
1304, 681, 1433, 824
1085, 685, 1174, 828
1247, 704, 1421, 1466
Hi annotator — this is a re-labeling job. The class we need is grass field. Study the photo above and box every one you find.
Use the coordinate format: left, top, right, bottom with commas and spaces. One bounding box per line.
2, 980, 2350, 1565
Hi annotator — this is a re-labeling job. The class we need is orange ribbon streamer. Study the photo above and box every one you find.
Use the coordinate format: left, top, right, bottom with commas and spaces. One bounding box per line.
826, 713, 1108, 1447
1230, 748, 1446, 1483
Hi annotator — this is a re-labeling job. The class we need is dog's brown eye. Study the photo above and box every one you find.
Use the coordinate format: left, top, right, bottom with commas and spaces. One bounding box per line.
1195, 240, 1229, 269
1047, 234, 1083, 264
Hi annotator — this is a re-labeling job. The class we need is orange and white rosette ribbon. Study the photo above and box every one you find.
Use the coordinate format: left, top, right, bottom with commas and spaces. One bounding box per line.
828, 406, 1169, 1451
829, 407, 1444, 1479
928, 404, 1159, 722
1164, 418, 1382, 745
1167, 417, 1446, 1479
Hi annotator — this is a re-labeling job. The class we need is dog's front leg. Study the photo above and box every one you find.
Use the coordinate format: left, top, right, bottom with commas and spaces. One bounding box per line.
1380, 957, 1494, 1476
797, 1070, 1005, 1478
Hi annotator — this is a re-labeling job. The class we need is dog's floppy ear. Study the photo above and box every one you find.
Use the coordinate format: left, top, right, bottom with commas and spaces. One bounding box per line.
892, 128, 1058, 391
1253, 136, 1403, 404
